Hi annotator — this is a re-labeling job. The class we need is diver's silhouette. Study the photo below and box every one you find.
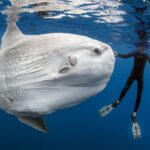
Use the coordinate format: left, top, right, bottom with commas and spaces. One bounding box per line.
113, 49, 150, 110
99, 3, 150, 139
99, 49, 150, 139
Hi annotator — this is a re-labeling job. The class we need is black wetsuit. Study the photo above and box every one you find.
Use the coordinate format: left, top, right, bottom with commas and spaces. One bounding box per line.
112, 51, 150, 113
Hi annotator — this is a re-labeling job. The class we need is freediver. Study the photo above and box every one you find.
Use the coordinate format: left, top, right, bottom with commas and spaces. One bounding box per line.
98, 2, 150, 139
99, 46, 150, 139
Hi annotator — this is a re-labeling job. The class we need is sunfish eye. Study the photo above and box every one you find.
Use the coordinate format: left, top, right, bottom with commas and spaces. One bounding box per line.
94, 48, 102, 55
68, 56, 77, 66
59, 64, 70, 74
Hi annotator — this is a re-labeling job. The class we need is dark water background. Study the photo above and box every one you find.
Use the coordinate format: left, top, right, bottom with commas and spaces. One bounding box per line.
0, 0, 150, 149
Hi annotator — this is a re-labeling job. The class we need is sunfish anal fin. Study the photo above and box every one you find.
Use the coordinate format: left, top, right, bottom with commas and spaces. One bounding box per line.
17, 116, 48, 133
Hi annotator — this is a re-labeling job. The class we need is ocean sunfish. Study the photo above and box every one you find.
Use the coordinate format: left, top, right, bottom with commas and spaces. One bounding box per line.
0, 7, 115, 132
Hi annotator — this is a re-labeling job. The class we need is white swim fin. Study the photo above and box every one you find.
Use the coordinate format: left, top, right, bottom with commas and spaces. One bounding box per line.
98, 104, 114, 117
132, 122, 141, 139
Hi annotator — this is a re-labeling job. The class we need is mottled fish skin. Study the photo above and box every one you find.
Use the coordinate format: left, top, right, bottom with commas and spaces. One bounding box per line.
0, 32, 115, 116
0, 6, 115, 132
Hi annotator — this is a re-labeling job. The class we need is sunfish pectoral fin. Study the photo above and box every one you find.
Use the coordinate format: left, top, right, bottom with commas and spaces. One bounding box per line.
17, 116, 48, 133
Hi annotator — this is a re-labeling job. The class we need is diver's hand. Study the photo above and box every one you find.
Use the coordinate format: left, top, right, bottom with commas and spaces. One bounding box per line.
113, 51, 118, 57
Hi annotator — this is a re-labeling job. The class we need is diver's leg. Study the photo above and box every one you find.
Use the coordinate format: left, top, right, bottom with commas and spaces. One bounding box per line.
132, 77, 143, 139
134, 77, 143, 112
98, 74, 135, 117
112, 74, 135, 108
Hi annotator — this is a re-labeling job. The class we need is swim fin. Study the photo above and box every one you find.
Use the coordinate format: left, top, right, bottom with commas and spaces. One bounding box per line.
132, 122, 141, 139
98, 104, 114, 117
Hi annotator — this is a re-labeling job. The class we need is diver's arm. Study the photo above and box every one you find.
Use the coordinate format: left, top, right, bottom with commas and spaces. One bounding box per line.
115, 51, 137, 59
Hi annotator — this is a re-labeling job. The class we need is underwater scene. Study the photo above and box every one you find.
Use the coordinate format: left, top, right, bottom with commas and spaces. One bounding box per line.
0, 0, 150, 149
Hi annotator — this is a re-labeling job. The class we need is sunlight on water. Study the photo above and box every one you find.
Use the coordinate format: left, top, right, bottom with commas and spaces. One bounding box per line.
1, 0, 149, 54
6, 0, 127, 24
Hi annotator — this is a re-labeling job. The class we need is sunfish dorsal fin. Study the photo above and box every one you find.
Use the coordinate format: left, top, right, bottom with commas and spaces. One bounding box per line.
17, 116, 48, 133
1, 6, 24, 49
1, 22, 24, 49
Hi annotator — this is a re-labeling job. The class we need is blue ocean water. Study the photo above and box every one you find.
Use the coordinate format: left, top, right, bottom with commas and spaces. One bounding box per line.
0, 0, 150, 149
